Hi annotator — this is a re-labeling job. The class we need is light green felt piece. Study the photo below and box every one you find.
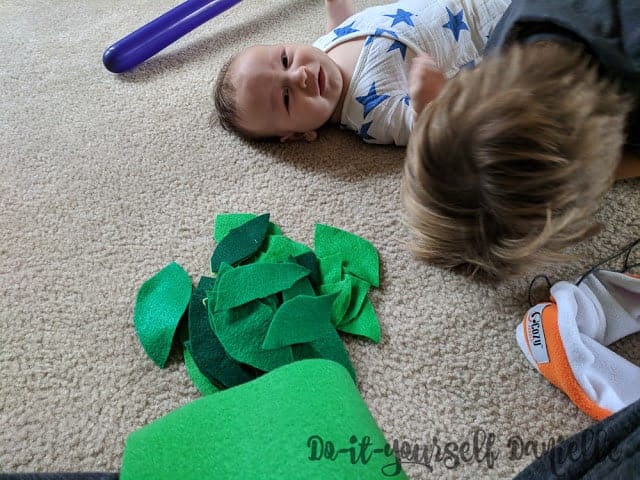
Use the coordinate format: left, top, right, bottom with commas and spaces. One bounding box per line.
214, 262, 310, 311
261, 294, 336, 350
120, 360, 408, 480
213, 213, 282, 243
282, 277, 316, 302
210, 213, 270, 272
338, 297, 381, 343
183, 341, 220, 396
318, 278, 352, 327
317, 253, 344, 285
254, 235, 313, 264
209, 299, 294, 372
342, 274, 371, 327
133, 262, 192, 368
314, 224, 380, 287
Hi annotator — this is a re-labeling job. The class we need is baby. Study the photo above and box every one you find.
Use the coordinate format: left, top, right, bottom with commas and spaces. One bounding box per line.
214, 0, 510, 145
402, 0, 640, 280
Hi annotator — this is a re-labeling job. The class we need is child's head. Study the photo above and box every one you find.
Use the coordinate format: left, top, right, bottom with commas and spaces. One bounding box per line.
402, 42, 630, 280
214, 43, 344, 142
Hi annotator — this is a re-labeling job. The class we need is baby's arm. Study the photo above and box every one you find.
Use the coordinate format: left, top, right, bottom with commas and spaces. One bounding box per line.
408, 53, 447, 116
325, 0, 355, 33
615, 149, 640, 180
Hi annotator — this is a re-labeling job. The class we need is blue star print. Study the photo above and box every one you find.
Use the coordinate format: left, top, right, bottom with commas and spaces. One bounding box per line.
365, 28, 399, 46
442, 7, 469, 42
402, 94, 410, 106
332, 21, 359, 40
356, 82, 390, 118
359, 122, 375, 140
387, 40, 407, 60
384, 8, 415, 27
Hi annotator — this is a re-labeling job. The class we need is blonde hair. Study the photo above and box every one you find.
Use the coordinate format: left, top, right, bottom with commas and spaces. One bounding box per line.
402, 42, 630, 280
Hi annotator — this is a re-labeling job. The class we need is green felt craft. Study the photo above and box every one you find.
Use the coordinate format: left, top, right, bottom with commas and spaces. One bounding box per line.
338, 297, 381, 343
209, 299, 294, 372
262, 294, 337, 350
133, 262, 192, 368
214, 262, 310, 311
318, 253, 344, 285
342, 274, 371, 326
120, 359, 408, 480
255, 234, 313, 264
293, 330, 357, 380
213, 213, 282, 243
294, 251, 321, 288
315, 224, 380, 287
210, 213, 270, 272
282, 277, 316, 302
188, 277, 258, 388
318, 278, 353, 326
182, 341, 219, 396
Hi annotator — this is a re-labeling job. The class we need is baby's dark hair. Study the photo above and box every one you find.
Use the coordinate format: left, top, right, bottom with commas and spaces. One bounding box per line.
213, 54, 256, 140
402, 42, 630, 280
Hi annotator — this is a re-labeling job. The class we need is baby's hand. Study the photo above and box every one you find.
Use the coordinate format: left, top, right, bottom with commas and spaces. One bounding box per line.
409, 53, 446, 115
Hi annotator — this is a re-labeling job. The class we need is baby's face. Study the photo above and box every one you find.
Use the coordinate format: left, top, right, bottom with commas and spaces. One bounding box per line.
231, 43, 344, 141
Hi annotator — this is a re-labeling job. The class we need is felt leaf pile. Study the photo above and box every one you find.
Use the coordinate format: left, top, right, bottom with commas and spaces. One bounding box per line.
132, 213, 382, 395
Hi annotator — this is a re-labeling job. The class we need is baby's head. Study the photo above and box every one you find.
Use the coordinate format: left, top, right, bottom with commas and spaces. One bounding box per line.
402, 42, 629, 280
214, 43, 344, 142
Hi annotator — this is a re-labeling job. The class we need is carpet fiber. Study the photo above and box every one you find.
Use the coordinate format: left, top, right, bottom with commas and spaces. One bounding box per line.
1, 1, 639, 478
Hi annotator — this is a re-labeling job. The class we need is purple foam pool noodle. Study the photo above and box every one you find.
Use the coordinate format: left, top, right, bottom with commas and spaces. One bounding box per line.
103, 0, 242, 73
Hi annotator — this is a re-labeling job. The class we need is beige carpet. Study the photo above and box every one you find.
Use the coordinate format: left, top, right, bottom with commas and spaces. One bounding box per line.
1, 1, 639, 478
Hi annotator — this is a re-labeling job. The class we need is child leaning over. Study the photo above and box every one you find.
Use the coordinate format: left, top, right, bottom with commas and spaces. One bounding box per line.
214, 0, 510, 146
402, 0, 640, 281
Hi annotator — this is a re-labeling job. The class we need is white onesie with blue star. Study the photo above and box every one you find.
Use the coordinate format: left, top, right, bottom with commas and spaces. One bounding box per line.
313, 0, 511, 145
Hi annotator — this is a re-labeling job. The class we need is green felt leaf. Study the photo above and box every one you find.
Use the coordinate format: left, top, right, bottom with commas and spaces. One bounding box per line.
213, 213, 282, 243
293, 330, 356, 381
342, 274, 371, 327
281, 277, 316, 302
317, 253, 343, 285
318, 278, 352, 327
121, 360, 409, 480
209, 299, 294, 372
314, 224, 380, 287
337, 297, 381, 343
254, 235, 313, 264
188, 277, 257, 389
210, 213, 270, 272
214, 262, 310, 311
133, 262, 192, 368
293, 251, 321, 288
183, 341, 220, 396
262, 294, 336, 349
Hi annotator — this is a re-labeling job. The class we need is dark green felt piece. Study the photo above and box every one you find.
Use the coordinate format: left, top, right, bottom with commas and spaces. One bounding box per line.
183, 341, 220, 396
120, 360, 408, 480
254, 235, 312, 264
293, 329, 357, 381
210, 213, 270, 272
133, 262, 192, 368
214, 262, 310, 311
294, 251, 321, 288
338, 297, 381, 343
213, 213, 282, 243
314, 224, 380, 287
209, 299, 294, 372
261, 294, 337, 350
188, 277, 257, 388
